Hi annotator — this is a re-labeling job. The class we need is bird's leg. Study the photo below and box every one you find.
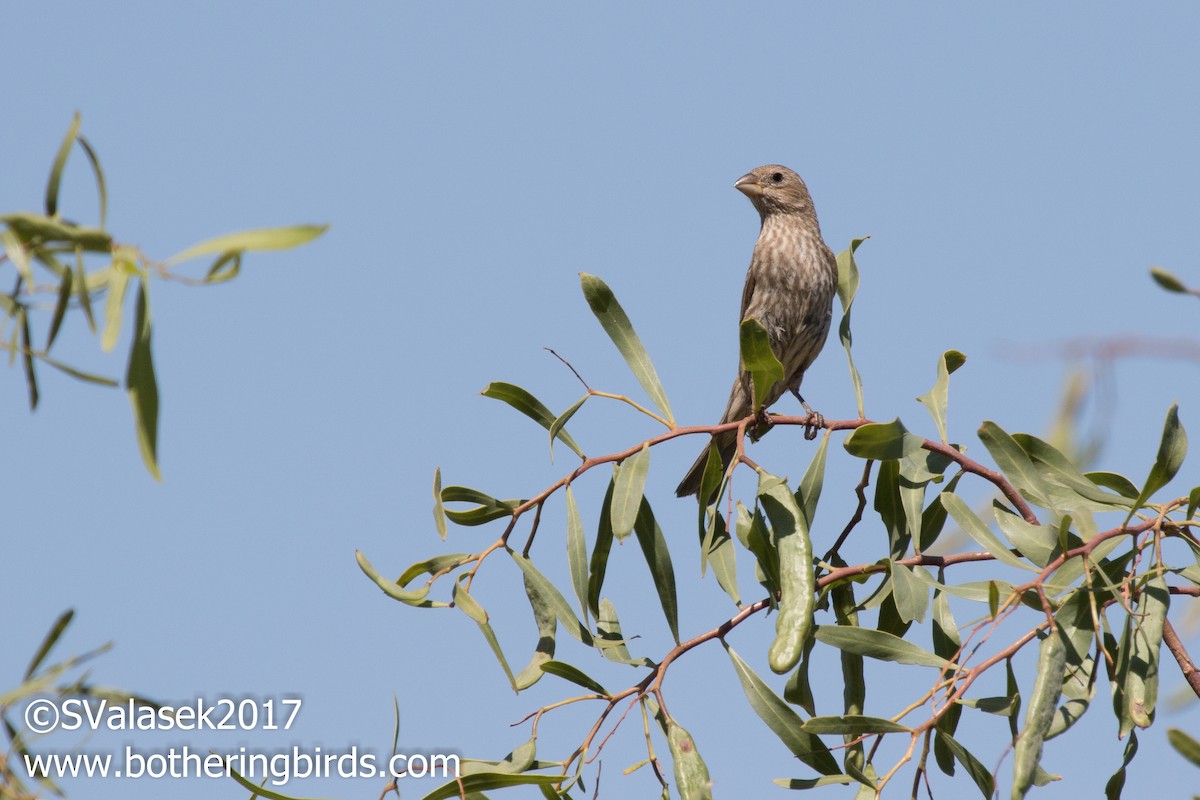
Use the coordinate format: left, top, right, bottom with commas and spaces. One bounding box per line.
790, 388, 823, 441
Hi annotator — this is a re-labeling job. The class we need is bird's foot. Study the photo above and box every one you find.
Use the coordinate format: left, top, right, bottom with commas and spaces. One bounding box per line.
800, 400, 823, 441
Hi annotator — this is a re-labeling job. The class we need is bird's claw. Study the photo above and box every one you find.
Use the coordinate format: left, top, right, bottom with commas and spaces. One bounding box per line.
803, 412, 824, 440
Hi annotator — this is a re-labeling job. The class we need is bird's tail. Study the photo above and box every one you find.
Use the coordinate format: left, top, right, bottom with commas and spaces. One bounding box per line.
675, 430, 738, 499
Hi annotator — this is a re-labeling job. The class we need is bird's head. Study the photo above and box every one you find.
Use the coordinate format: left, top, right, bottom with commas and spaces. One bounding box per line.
734, 165, 814, 217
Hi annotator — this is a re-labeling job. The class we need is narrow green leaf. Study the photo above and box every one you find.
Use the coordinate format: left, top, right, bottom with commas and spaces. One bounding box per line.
75, 134, 108, 228
453, 580, 517, 690
803, 716, 911, 735
19, 309, 39, 410
39, 358, 109, 389
227, 764, 336, 800
565, 485, 589, 622
843, 418, 924, 461
916, 350, 966, 444
836, 238, 868, 418
813, 625, 951, 669
1187, 485, 1200, 521
0, 212, 111, 251
1104, 731, 1138, 800
513, 570, 558, 690
701, 500, 740, 605
798, 429, 831, 529
419, 773, 561, 800
124, 281, 160, 480
937, 732, 996, 798
978, 421, 1051, 507
888, 562, 928, 624
724, 644, 841, 775
540, 661, 608, 695
773, 776, 855, 790
610, 443, 650, 540
1130, 403, 1188, 514
940, 492, 1036, 572
46, 267, 74, 350
596, 598, 654, 667
101, 267, 129, 353
356, 551, 445, 607
45, 112, 81, 217
587, 479, 616, 617
1149, 266, 1188, 293
432, 468, 447, 540
740, 318, 784, 413
1013, 433, 1133, 510
549, 394, 588, 460
73, 247, 95, 332
994, 504, 1057, 567
579, 273, 673, 424
396, 553, 471, 586
24, 610, 75, 680
457, 738, 537, 776
510, 552, 592, 646
1087, 471, 1140, 499
440, 486, 522, 526
633, 498, 680, 643
481, 382, 583, 458
203, 251, 242, 284
1, 227, 35, 287
1168, 728, 1200, 768
165, 224, 328, 265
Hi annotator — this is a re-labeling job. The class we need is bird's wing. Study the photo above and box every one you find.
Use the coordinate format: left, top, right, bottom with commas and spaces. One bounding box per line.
738, 258, 757, 321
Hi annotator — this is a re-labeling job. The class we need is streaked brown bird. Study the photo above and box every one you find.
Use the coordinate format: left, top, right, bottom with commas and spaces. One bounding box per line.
675, 165, 838, 499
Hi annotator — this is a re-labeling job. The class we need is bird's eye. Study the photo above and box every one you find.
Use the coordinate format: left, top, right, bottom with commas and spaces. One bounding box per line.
770, 172, 784, 183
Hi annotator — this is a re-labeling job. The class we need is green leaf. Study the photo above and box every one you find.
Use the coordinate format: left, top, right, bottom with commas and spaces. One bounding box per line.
356, 551, 445, 608
916, 350, 966, 444
540, 661, 608, 695
978, 421, 1051, 507
739, 318, 784, 413
1104, 731, 1138, 800
724, 644, 841, 775
19, 309, 39, 410
440, 486, 521, 526
165, 224, 328, 265
549, 394, 588, 460
481, 382, 584, 458
836, 238, 868, 418
888, 562, 928, 624
513, 570, 558, 690
99, 264, 131, 354
45, 113, 81, 217
1, 227, 35, 288
813, 625, 951, 669
940, 492, 1036, 572
802, 716, 911, 735
510, 552, 592, 646
994, 504, 1057, 568
0, 212, 111, 251
1168, 728, 1200, 768
1150, 266, 1188, 293
1013, 432, 1134, 511
457, 738, 537, 776
46, 267, 74, 351
596, 598, 653, 667
396, 553, 471, 586
203, 251, 241, 284
798, 429, 831, 529
227, 764, 337, 799
1130, 403, 1188, 514
34, 357, 109, 391
773, 776, 855, 790
610, 443, 650, 540
843, 418, 924, 461
633, 498, 680, 643
75, 134, 108, 228
124, 281, 160, 480
1087, 471, 1140, 499
432, 468, 447, 540
1187, 485, 1200, 521
453, 580, 517, 690
419, 773, 562, 800
588, 479, 616, 618
73, 248, 95, 332
24, 610, 75, 680
579, 273, 673, 424
936, 732, 995, 798
565, 485, 589, 622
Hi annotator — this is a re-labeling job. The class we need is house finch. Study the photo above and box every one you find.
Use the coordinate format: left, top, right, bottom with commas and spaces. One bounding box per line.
675, 165, 838, 499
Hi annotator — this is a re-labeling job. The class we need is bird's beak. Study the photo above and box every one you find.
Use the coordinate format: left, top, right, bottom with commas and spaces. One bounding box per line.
734, 172, 764, 198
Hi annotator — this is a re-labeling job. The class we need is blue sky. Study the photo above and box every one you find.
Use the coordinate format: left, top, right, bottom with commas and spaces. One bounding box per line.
4, 3, 1199, 798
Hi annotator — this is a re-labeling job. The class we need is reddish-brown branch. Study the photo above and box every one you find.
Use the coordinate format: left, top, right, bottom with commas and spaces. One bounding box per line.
1163, 619, 1200, 698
